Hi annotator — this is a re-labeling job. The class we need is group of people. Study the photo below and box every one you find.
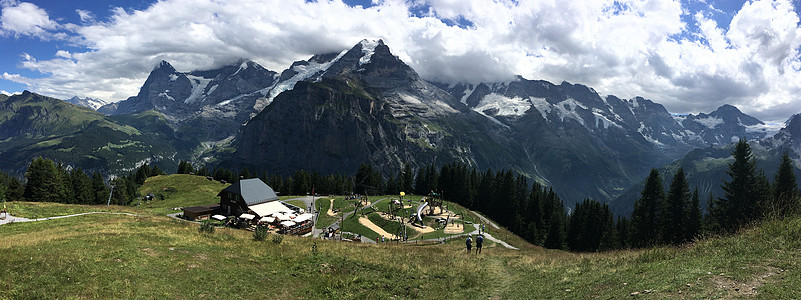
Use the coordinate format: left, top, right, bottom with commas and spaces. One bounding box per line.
465, 234, 483, 254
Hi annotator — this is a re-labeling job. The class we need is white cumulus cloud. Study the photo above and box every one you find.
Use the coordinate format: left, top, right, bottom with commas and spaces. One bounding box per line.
0, 1, 58, 38
3, 0, 801, 122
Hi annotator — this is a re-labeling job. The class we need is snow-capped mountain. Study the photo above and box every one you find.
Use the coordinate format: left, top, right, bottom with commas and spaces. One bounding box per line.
224, 39, 519, 178
438, 79, 777, 154
65, 96, 108, 110
73, 38, 796, 213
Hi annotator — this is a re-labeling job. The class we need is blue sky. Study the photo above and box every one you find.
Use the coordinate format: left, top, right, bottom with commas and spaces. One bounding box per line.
1, 0, 800, 122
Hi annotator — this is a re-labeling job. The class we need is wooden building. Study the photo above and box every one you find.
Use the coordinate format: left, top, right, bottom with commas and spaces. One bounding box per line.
218, 178, 280, 216
182, 203, 220, 221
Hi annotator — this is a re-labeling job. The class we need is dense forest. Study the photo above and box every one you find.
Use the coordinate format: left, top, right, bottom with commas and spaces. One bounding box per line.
2, 138, 798, 252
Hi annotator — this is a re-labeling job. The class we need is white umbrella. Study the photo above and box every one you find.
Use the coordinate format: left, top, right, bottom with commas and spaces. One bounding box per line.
280, 220, 296, 227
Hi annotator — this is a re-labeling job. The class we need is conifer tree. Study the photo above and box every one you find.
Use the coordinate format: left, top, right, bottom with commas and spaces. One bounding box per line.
91, 172, 109, 205
616, 216, 630, 248
714, 139, 759, 232
70, 167, 94, 204
7, 177, 23, 201
664, 167, 690, 245
773, 152, 799, 216
685, 188, 702, 241
151, 165, 164, 176
631, 169, 665, 247
542, 188, 566, 249
401, 163, 414, 194
23, 157, 65, 202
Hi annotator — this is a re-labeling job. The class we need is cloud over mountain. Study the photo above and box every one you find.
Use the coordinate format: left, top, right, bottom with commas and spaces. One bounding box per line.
1, 0, 800, 122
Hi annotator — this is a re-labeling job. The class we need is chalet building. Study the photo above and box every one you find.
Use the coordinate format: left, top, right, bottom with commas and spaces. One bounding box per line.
218, 178, 280, 216
182, 203, 220, 221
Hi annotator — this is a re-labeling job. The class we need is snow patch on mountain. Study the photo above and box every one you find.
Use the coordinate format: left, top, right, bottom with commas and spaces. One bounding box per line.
638, 122, 665, 146
184, 75, 212, 104
359, 39, 380, 66
169, 74, 179, 82
553, 98, 586, 125
530, 97, 550, 119
267, 49, 349, 102
746, 123, 783, 136
461, 84, 475, 104
232, 60, 249, 77
474, 93, 530, 116
695, 116, 724, 128
65, 96, 109, 110
158, 92, 175, 101
207, 84, 218, 95
592, 108, 621, 129
399, 93, 423, 105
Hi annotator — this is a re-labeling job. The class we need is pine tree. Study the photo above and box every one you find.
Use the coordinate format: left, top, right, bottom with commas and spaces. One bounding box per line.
664, 167, 690, 245
401, 163, 414, 194
23, 157, 65, 202
631, 169, 665, 247
616, 216, 630, 248
176, 161, 194, 174
70, 167, 94, 204
772, 152, 799, 217
714, 139, 759, 232
542, 188, 566, 249
151, 165, 164, 176
685, 188, 702, 241
91, 172, 109, 205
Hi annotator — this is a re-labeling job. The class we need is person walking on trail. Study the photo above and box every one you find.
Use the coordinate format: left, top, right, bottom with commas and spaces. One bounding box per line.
466, 235, 472, 253
475, 235, 484, 254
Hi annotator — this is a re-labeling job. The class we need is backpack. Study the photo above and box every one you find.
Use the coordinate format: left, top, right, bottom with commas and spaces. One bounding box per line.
466, 237, 472, 245
477, 236, 483, 243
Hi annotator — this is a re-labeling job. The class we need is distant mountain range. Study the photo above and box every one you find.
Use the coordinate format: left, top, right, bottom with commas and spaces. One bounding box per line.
65, 96, 109, 110
4, 39, 799, 215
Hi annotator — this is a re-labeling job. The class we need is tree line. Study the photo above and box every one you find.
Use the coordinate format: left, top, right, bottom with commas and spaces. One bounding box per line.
3, 138, 798, 253
0, 157, 165, 206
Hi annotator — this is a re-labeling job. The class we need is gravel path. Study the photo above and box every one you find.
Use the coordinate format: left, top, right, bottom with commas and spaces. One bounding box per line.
0, 212, 139, 225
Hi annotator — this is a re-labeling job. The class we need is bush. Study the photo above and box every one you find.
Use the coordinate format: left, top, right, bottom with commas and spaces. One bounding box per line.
254, 225, 269, 241
272, 234, 284, 244
199, 220, 215, 234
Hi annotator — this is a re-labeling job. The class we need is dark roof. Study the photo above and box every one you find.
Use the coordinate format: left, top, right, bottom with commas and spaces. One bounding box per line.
217, 178, 280, 205
182, 203, 220, 213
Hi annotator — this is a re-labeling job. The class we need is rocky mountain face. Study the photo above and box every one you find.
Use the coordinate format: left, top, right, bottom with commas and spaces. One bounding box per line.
225, 40, 528, 177
433, 78, 780, 205
98, 59, 280, 143
65, 96, 108, 110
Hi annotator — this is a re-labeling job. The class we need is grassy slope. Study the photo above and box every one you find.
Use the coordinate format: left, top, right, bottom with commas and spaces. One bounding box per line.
1, 175, 799, 298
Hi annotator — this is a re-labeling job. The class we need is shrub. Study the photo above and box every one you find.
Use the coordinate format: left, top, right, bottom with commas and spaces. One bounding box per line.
199, 220, 215, 234
254, 225, 269, 241
272, 234, 284, 244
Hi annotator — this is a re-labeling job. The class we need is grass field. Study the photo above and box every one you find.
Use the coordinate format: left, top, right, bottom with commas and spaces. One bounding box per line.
1, 174, 799, 298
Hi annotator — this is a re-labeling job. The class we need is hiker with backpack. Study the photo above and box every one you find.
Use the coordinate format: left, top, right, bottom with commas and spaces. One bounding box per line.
475, 235, 484, 254
466, 235, 472, 253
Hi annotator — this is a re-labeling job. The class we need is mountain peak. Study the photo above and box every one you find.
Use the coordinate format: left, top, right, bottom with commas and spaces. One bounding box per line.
709, 103, 763, 125
65, 96, 109, 110
155, 60, 176, 73
358, 39, 385, 66
786, 113, 801, 135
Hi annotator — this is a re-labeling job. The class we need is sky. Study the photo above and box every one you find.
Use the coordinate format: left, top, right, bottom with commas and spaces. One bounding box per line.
1, 0, 800, 123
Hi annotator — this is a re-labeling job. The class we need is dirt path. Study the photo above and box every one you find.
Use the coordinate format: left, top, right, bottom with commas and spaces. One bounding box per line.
358, 216, 399, 240
0, 212, 139, 225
